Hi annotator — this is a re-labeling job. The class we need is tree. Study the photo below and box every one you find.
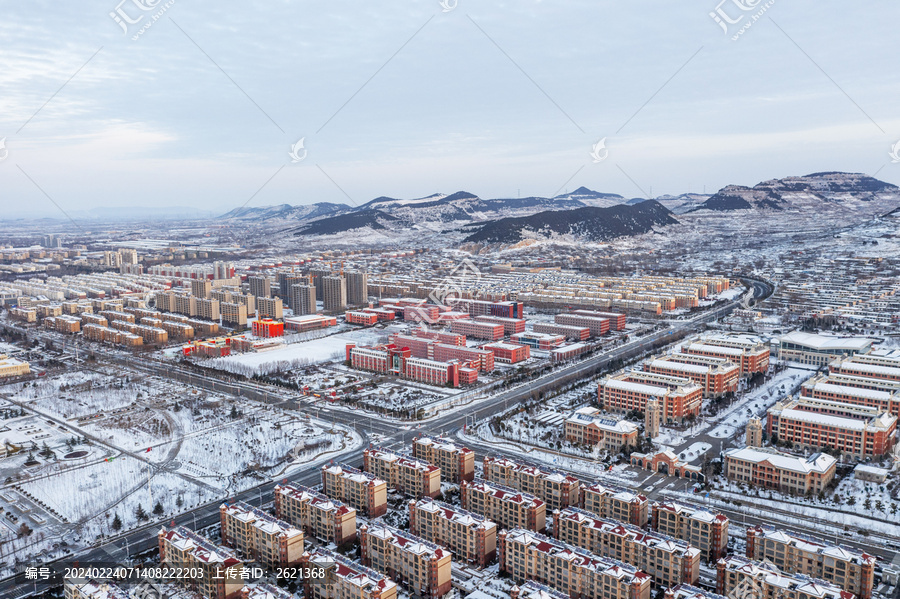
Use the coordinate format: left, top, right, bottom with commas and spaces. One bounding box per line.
863, 497, 872, 511
153, 501, 164, 516
135, 503, 148, 521
176, 495, 184, 509
112, 513, 123, 531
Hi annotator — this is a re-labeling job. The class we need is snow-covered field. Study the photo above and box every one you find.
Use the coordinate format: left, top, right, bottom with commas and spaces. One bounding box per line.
206, 329, 390, 375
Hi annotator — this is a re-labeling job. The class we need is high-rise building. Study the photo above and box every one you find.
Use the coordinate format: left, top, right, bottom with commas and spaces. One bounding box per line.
42, 234, 62, 248
646, 397, 661, 439
290, 284, 316, 315
346, 271, 369, 306
323, 276, 347, 312
257, 296, 284, 320
248, 276, 271, 299
119, 248, 138, 264
191, 279, 212, 299
277, 273, 304, 301
213, 261, 234, 279
310, 268, 331, 297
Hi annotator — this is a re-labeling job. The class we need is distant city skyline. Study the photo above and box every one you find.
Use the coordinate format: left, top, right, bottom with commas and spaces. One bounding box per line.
1, 1, 898, 217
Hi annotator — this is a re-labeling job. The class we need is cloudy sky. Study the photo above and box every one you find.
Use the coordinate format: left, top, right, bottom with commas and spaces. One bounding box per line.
1, 1, 898, 216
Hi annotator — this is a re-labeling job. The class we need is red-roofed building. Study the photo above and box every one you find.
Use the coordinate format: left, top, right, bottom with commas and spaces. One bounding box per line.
273, 484, 357, 547
360, 524, 452, 599
410, 498, 497, 566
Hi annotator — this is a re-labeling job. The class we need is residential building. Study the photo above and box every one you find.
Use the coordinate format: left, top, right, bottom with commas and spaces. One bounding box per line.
449, 319, 504, 341
532, 322, 591, 341
564, 407, 640, 452
717, 555, 851, 599
346, 271, 369, 306
290, 283, 317, 315
323, 275, 347, 312
550, 343, 590, 363
829, 356, 900, 383
273, 484, 357, 547
652, 501, 729, 562
256, 296, 284, 320
221, 302, 248, 327
360, 523, 452, 599
746, 525, 875, 599
766, 396, 897, 458
571, 309, 627, 330
800, 378, 899, 417
301, 547, 398, 599
580, 483, 649, 528
553, 507, 701, 587
723, 447, 836, 495
191, 278, 212, 299
499, 528, 652, 599
248, 276, 271, 299
409, 498, 497, 566
510, 581, 571, 599
482, 455, 580, 511
363, 447, 441, 498
321, 463, 388, 517
473, 314, 527, 335
555, 313, 610, 336
460, 478, 546, 532
599, 372, 703, 423
412, 436, 475, 483
446, 298, 524, 319
682, 340, 770, 376
158, 525, 244, 599
219, 500, 304, 568
643, 356, 739, 399
63, 580, 131, 599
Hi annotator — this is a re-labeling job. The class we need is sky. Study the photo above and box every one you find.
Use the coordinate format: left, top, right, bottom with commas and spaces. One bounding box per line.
1, 0, 899, 217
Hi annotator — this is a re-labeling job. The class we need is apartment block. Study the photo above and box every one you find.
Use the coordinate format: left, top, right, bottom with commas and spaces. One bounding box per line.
412, 436, 475, 483
723, 447, 836, 495
499, 528, 652, 599
446, 298, 524, 319
532, 322, 591, 341
158, 525, 244, 599
717, 555, 851, 599
256, 296, 284, 320
191, 279, 212, 299
273, 484, 357, 547
221, 302, 248, 327
252, 318, 284, 338
346, 271, 369, 306
449, 319, 504, 341
564, 407, 640, 452
555, 313, 610, 336
219, 500, 304, 568
652, 501, 729, 562
360, 523, 452, 599
571, 310, 627, 330
413, 328, 465, 345
746, 525, 875, 599
482, 455, 580, 511
323, 275, 347, 312
830, 356, 900, 382
321, 463, 388, 517
767, 396, 897, 458
599, 372, 703, 423
553, 507, 701, 587
473, 314, 527, 335
301, 547, 397, 599
461, 478, 546, 532
690, 335, 770, 375
643, 356, 739, 398
800, 377, 899, 417
363, 447, 441, 498
409, 498, 497, 567
248, 276, 271, 299
581, 483, 649, 528
289, 284, 317, 315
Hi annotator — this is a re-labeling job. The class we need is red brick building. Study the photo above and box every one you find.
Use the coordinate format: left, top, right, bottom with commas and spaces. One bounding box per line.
644, 355, 739, 398
555, 313, 610, 336
599, 373, 703, 423
345, 311, 379, 326
449, 319, 504, 341
482, 341, 530, 364
474, 315, 527, 335
532, 322, 591, 341
252, 318, 284, 338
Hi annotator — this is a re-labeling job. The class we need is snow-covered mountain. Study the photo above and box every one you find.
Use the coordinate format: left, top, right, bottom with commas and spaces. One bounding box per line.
220, 202, 352, 221
692, 172, 899, 212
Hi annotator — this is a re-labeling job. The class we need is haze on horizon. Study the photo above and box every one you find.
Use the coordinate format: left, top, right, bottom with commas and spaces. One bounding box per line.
1, 0, 899, 218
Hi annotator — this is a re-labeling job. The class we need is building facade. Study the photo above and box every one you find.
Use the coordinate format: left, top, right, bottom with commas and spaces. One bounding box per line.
409, 498, 497, 567
460, 478, 546, 533
652, 501, 729, 562
723, 447, 836, 495
482, 455, 580, 511
273, 484, 357, 547
321, 463, 388, 517
412, 436, 475, 484
363, 447, 442, 498
219, 501, 304, 568
359, 524, 452, 599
